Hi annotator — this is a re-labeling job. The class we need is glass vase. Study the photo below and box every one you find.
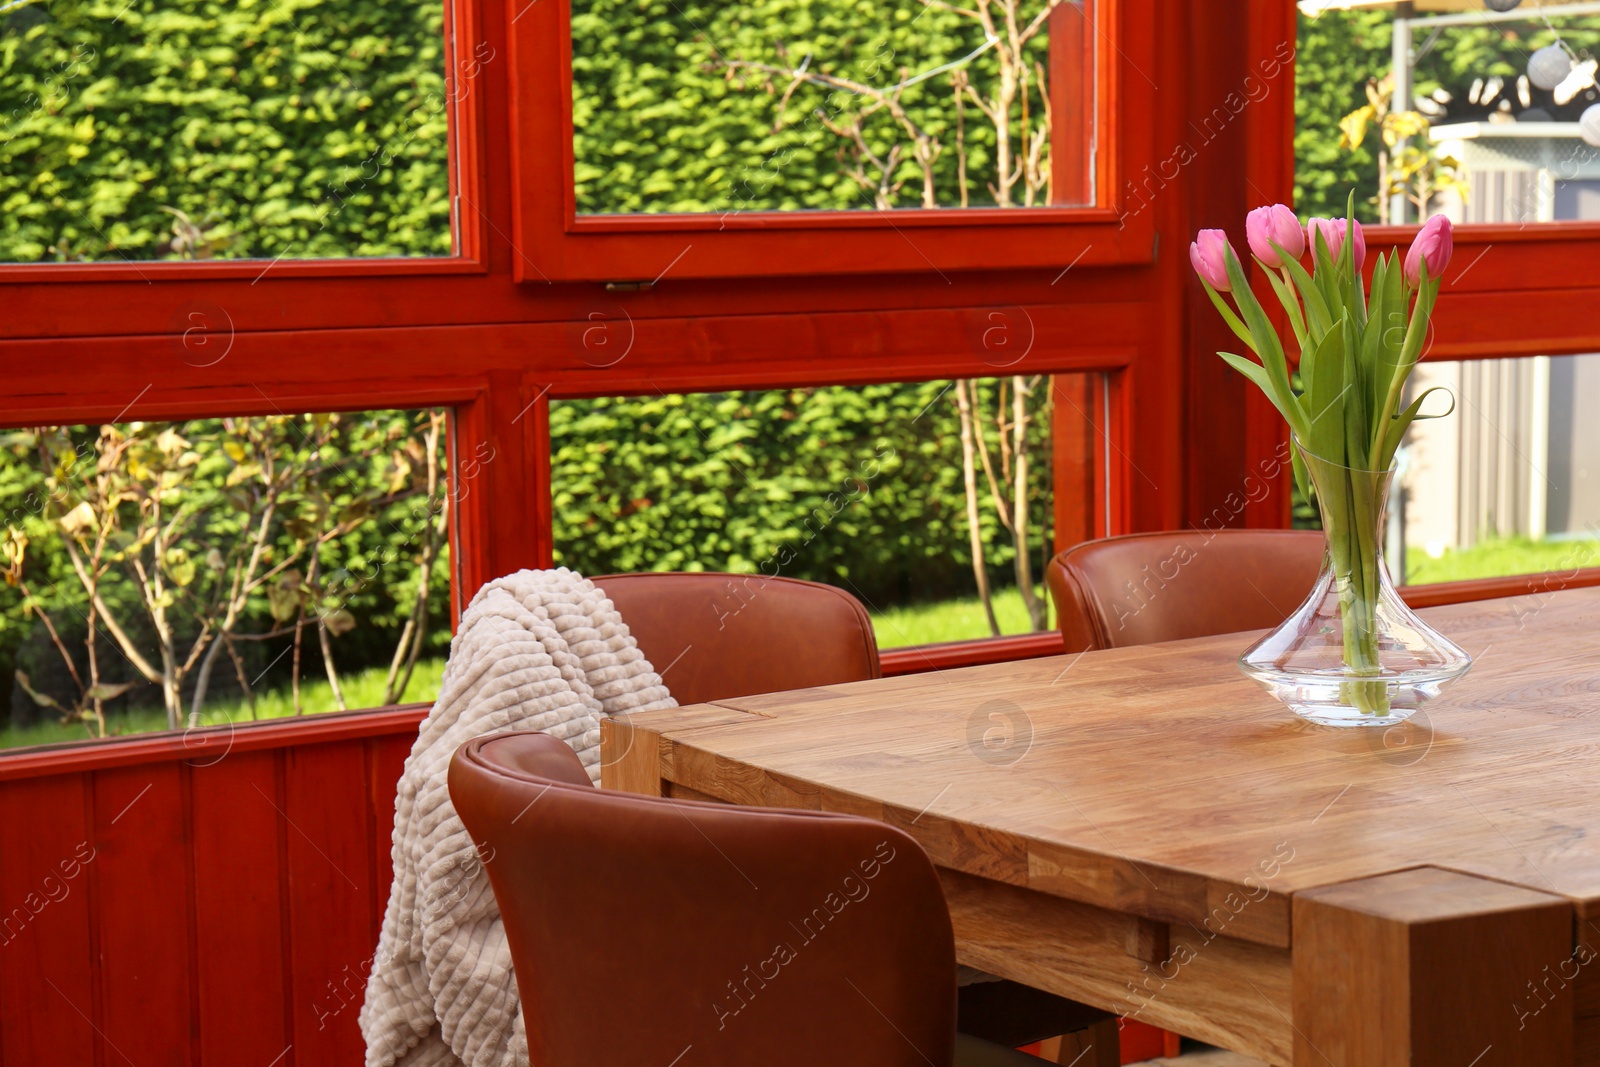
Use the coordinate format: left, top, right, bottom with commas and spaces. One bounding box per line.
1239, 442, 1473, 727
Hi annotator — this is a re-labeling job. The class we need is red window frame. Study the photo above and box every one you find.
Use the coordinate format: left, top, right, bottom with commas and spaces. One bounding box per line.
506, 0, 1158, 281
10, 0, 1598, 713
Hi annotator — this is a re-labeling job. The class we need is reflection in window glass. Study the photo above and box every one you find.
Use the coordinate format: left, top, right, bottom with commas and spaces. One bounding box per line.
570, 0, 1093, 214
1296, 3, 1600, 224
550, 378, 1095, 648
0, 0, 452, 262
1397, 355, 1600, 585
0, 411, 452, 750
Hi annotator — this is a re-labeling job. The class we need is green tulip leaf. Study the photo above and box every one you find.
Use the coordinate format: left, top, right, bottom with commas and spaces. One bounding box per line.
1218, 351, 1275, 396
1378, 386, 1456, 471
1306, 317, 1350, 467
1201, 278, 1256, 353
1280, 253, 1332, 342
1222, 243, 1310, 440
1263, 260, 1308, 353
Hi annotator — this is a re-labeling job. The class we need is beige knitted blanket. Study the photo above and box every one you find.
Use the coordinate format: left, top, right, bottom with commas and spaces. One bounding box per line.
360, 569, 676, 1067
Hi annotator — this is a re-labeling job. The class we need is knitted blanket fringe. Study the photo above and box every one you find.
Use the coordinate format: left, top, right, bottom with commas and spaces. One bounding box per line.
360, 569, 677, 1067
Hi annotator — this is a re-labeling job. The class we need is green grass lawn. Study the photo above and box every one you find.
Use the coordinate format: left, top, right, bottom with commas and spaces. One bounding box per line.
0, 658, 448, 752
868, 586, 1046, 648
1405, 536, 1600, 586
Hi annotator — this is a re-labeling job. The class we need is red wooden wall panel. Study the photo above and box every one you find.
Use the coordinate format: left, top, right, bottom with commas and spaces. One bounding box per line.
0, 776, 97, 1067
283, 741, 379, 1064
0, 717, 419, 1067
368, 735, 413, 947
192, 750, 291, 1065
91, 764, 194, 1064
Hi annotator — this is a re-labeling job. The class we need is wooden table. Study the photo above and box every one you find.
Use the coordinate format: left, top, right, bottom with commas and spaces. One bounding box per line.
601, 586, 1600, 1067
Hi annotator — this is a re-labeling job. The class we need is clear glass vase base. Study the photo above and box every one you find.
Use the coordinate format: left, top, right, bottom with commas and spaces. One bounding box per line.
1239, 666, 1469, 727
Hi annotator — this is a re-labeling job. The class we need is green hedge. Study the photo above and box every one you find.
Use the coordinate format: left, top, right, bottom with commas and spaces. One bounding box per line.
2, 0, 1044, 259
1, 0, 451, 260
570, 0, 1028, 213
550, 383, 1053, 607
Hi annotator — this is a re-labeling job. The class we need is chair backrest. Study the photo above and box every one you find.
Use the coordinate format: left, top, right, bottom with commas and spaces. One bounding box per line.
449, 732, 956, 1067
1046, 529, 1326, 652
592, 572, 880, 706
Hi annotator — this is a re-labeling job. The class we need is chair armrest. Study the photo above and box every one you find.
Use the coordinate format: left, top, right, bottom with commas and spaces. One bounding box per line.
953, 1032, 1048, 1066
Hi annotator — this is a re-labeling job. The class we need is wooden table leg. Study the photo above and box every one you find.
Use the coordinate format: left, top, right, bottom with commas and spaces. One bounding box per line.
1038, 1018, 1119, 1065
1292, 867, 1575, 1066
599, 716, 667, 795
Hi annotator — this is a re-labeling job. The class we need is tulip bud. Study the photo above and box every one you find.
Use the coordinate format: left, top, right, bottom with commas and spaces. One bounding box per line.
1404, 214, 1454, 286
1190, 229, 1234, 292
1246, 204, 1306, 268
1306, 217, 1367, 271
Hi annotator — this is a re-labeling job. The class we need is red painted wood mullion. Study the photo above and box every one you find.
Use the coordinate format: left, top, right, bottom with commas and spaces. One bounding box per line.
274, 750, 297, 1067
182, 763, 202, 1067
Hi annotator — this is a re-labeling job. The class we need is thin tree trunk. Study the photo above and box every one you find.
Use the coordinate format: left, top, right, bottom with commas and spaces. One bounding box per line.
319, 619, 347, 712
954, 72, 970, 208
384, 617, 420, 706
86, 601, 106, 737
1011, 375, 1047, 630
385, 414, 448, 706
61, 539, 161, 684
972, 0, 1017, 207
384, 507, 446, 706
188, 499, 279, 724
160, 661, 181, 731
955, 380, 1001, 636
973, 385, 1014, 535
20, 580, 83, 695
291, 593, 306, 716
190, 637, 226, 726
224, 637, 257, 720
1031, 59, 1052, 205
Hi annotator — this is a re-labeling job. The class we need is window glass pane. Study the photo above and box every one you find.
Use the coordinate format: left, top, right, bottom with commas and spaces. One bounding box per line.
0, 410, 451, 750
1396, 354, 1600, 585
570, 0, 1095, 214
550, 377, 1098, 649
1297, 2, 1600, 225
1, 0, 451, 263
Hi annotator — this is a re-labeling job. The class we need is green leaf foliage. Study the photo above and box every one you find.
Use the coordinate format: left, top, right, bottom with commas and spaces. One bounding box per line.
570, 0, 1052, 212
548, 382, 1052, 606
0, 0, 452, 260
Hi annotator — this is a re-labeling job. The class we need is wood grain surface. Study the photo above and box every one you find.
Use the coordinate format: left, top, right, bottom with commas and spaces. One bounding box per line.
603, 586, 1600, 1065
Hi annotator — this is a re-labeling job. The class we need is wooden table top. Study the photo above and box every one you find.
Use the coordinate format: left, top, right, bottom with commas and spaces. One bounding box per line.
610, 585, 1600, 951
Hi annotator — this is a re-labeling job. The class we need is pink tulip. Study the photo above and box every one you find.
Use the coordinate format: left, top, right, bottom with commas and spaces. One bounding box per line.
1190, 229, 1233, 292
1404, 214, 1454, 285
1246, 204, 1305, 268
1306, 217, 1367, 270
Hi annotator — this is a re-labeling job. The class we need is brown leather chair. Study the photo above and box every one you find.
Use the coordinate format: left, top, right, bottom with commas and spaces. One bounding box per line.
449, 732, 1043, 1066
592, 572, 880, 706
1047, 529, 1326, 652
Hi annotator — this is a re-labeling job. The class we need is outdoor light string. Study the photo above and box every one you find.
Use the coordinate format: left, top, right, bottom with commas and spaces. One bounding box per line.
1481, 0, 1600, 143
